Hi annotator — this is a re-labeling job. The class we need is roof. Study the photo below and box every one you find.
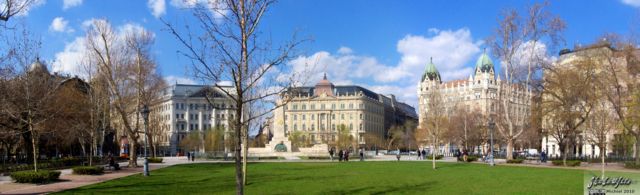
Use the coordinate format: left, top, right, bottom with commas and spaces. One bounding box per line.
422, 57, 441, 82
475, 52, 494, 73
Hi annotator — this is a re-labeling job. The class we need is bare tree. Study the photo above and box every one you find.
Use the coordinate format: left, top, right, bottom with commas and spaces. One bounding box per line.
542, 56, 595, 166
446, 106, 483, 152
587, 101, 616, 177
419, 89, 448, 169
488, 1, 565, 160
0, 0, 35, 23
163, 0, 306, 193
85, 20, 164, 167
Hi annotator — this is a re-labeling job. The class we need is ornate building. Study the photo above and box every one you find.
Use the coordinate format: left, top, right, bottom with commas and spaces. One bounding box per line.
417, 52, 531, 153
269, 74, 418, 151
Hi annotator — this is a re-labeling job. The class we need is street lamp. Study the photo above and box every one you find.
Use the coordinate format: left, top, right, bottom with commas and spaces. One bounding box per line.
141, 105, 150, 176
488, 117, 495, 166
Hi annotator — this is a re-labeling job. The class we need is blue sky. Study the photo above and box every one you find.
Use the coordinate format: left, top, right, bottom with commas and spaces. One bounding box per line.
6, 0, 640, 108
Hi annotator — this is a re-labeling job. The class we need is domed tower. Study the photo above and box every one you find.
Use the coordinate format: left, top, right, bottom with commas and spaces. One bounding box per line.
417, 57, 441, 128
474, 50, 495, 84
28, 58, 50, 75
421, 57, 441, 84
314, 73, 334, 97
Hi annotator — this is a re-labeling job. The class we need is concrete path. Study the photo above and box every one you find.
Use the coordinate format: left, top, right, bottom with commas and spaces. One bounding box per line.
0, 157, 197, 194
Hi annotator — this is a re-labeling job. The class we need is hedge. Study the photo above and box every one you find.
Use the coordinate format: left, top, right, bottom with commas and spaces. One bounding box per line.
507, 159, 524, 164
72, 166, 104, 175
624, 162, 640, 169
551, 160, 581, 166
426, 155, 444, 160
148, 157, 163, 163
11, 170, 61, 183
457, 156, 478, 162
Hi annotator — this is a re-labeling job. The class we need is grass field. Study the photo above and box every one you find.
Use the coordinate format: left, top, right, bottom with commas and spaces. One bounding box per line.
57, 162, 589, 194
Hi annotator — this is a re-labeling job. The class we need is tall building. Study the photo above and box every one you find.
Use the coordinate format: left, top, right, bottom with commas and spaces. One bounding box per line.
541, 42, 630, 158
270, 74, 417, 151
149, 83, 235, 155
417, 52, 531, 153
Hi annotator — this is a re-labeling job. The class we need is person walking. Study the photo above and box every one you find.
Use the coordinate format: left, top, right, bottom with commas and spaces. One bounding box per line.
329, 148, 335, 161
396, 148, 401, 161
338, 150, 344, 162
421, 149, 427, 160
462, 149, 468, 162
186, 151, 190, 161
359, 148, 364, 161
345, 150, 350, 162
191, 152, 195, 161
417, 149, 421, 160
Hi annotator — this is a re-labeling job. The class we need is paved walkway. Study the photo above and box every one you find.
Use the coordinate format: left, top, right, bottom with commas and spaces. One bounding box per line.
0, 157, 198, 194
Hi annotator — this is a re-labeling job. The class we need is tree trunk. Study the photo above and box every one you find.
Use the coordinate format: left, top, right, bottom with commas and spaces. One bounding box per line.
634, 134, 640, 165
129, 141, 138, 167
601, 144, 605, 178
506, 139, 514, 160
235, 106, 244, 195
562, 143, 569, 166
242, 132, 248, 186
29, 123, 38, 172
432, 140, 437, 170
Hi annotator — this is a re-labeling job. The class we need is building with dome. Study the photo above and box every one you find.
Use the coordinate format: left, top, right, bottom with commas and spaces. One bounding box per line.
268, 74, 418, 152
417, 52, 532, 154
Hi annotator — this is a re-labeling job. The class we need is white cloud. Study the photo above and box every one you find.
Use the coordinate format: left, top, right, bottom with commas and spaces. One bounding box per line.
170, 0, 228, 19
165, 76, 197, 85
49, 17, 73, 33
63, 0, 82, 10
148, 0, 166, 18
53, 21, 155, 79
380, 28, 482, 82
337, 46, 353, 55
282, 27, 484, 108
52, 37, 88, 77
622, 0, 640, 7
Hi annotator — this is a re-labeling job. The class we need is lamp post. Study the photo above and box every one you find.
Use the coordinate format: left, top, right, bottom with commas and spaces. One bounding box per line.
488, 117, 495, 166
141, 105, 150, 176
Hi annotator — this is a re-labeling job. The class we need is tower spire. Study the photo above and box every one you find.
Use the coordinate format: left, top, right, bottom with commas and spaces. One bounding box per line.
323, 72, 327, 80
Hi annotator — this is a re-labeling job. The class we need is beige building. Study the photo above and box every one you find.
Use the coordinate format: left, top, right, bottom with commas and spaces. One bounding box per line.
541, 43, 630, 158
269, 74, 417, 151
418, 53, 531, 154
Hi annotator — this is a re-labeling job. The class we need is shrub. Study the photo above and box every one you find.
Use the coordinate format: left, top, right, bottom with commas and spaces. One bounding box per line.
72, 166, 104, 175
624, 162, 640, 169
148, 157, 163, 163
551, 160, 581, 166
426, 155, 444, 160
507, 159, 524, 164
60, 157, 82, 166
457, 156, 478, 162
11, 170, 61, 183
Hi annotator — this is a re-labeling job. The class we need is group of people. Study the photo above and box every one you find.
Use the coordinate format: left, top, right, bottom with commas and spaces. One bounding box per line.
186, 152, 195, 161
329, 148, 365, 162
416, 149, 428, 160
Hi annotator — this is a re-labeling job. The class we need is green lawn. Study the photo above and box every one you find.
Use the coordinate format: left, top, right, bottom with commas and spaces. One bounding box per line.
57, 162, 588, 194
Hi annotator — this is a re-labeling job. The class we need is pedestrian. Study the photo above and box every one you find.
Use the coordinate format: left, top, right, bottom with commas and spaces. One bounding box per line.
345, 150, 350, 162
359, 148, 364, 161
463, 149, 468, 162
329, 148, 335, 161
417, 149, 421, 160
396, 149, 401, 161
541, 150, 547, 163
338, 150, 344, 162
421, 149, 426, 160
187, 151, 190, 161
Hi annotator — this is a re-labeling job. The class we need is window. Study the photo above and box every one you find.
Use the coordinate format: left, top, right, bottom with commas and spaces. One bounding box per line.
293, 115, 297, 120
293, 104, 298, 110
359, 103, 363, 109
359, 123, 362, 130
302, 114, 306, 120
341, 114, 344, 120
350, 114, 353, 120
302, 104, 307, 110
311, 115, 315, 120
349, 123, 353, 130
176, 114, 180, 119
332, 124, 336, 131
302, 124, 306, 130
349, 103, 353, 109
321, 104, 325, 110
294, 124, 298, 131
332, 114, 335, 120
360, 113, 363, 120
310, 104, 315, 109
341, 104, 345, 109
332, 104, 336, 109
311, 124, 315, 131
